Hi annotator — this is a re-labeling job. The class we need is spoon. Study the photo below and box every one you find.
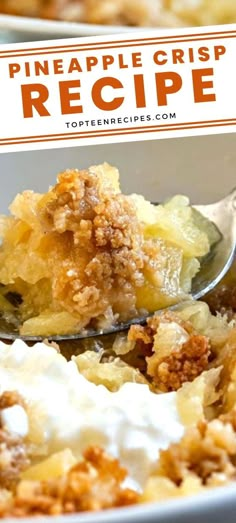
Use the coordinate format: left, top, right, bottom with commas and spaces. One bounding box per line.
0, 187, 236, 343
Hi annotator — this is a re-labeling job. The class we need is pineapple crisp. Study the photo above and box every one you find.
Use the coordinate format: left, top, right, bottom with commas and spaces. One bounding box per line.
0, 162, 213, 337
0, 300, 236, 516
0, 165, 235, 517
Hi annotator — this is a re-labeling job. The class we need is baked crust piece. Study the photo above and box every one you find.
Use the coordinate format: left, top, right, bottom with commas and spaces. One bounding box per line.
0, 392, 29, 490
156, 408, 236, 487
0, 447, 138, 517
128, 312, 211, 391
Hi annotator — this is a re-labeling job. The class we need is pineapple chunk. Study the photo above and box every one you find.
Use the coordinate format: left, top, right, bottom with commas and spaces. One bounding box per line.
177, 368, 221, 426
191, 208, 221, 248
180, 257, 200, 293
21, 449, 77, 480
0, 218, 31, 247
136, 283, 178, 311
0, 243, 49, 285
20, 311, 81, 336
9, 192, 42, 229
130, 194, 157, 225
74, 350, 147, 391
144, 196, 210, 258
136, 240, 184, 311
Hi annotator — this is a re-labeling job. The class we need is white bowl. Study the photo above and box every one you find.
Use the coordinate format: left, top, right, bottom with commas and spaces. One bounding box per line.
4, 483, 236, 523
0, 14, 158, 43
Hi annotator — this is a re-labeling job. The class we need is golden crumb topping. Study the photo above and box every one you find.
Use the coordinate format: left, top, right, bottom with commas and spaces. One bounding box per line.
42, 168, 146, 321
0, 392, 29, 490
0, 431, 28, 491
128, 312, 211, 391
155, 409, 236, 487
0, 447, 138, 517
149, 334, 211, 392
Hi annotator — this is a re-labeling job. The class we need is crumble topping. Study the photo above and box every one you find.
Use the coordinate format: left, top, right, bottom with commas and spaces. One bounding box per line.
142, 408, 236, 503
149, 334, 211, 392
0, 302, 235, 515
0, 392, 29, 490
0, 162, 234, 516
42, 168, 145, 321
128, 312, 211, 391
0, 447, 138, 517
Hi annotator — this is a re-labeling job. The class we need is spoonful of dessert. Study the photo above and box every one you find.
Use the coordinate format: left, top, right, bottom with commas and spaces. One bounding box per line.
0, 163, 235, 342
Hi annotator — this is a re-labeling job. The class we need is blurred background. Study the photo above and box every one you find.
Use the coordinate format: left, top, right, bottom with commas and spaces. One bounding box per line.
0, 134, 235, 213
0, 0, 236, 44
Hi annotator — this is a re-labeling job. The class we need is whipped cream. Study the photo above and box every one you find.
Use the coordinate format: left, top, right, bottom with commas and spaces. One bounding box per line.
1, 404, 29, 438
0, 340, 185, 490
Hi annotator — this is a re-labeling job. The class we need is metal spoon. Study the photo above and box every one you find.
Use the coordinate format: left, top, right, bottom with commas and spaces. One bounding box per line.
0, 187, 236, 343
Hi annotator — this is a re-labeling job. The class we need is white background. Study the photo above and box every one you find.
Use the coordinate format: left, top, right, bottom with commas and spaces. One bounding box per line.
0, 25, 235, 152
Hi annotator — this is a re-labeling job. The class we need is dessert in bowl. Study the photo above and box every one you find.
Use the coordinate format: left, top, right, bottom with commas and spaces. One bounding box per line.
0, 158, 235, 518
1, 0, 236, 28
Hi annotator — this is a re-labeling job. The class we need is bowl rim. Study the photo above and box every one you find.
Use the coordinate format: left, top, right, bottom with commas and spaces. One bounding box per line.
0, 13, 159, 38
4, 483, 236, 523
